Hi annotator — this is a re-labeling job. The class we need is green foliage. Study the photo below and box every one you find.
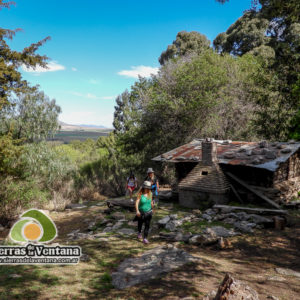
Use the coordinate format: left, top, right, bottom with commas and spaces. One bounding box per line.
76, 134, 141, 196
0, 176, 49, 220
0, 132, 23, 176
0, 89, 61, 142
20, 142, 75, 188
159, 31, 210, 65
213, 0, 300, 140
114, 48, 265, 170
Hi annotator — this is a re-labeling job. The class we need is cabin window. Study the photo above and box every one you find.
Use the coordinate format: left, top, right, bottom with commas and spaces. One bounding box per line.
202, 171, 208, 175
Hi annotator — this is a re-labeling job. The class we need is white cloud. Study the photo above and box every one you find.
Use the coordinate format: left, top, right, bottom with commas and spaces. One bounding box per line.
22, 61, 65, 74
71, 67, 77, 71
117, 65, 159, 78
69, 91, 115, 100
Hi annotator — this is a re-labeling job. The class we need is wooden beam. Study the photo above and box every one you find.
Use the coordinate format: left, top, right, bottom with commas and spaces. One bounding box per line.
229, 183, 244, 204
213, 204, 287, 215
226, 172, 281, 209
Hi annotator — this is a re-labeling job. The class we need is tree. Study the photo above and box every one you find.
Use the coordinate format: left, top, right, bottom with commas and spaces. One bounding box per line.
159, 31, 210, 65
0, 89, 61, 142
0, 0, 50, 111
213, 0, 300, 140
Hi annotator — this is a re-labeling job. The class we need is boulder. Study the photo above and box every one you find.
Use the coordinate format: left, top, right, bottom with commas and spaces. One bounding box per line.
165, 221, 177, 232
188, 234, 218, 246
158, 216, 170, 227
112, 244, 201, 289
234, 221, 255, 233
203, 226, 238, 238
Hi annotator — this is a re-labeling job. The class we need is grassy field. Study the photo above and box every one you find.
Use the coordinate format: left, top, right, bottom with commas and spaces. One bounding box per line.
49, 130, 113, 143
0, 199, 299, 300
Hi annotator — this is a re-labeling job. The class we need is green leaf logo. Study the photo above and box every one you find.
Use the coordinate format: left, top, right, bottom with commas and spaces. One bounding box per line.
10, 209, 57, 243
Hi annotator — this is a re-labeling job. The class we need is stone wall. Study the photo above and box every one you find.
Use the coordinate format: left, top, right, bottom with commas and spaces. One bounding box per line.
179, 189, 229, 208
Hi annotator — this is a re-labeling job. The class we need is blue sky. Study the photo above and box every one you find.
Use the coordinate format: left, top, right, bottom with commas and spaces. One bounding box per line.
1, 0, 251, 127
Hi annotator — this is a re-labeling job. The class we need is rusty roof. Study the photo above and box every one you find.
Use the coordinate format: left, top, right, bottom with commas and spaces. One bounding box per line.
152, 139, 300, 172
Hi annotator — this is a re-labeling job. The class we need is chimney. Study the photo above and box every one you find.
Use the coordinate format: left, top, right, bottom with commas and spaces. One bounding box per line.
202, 138, 217, 166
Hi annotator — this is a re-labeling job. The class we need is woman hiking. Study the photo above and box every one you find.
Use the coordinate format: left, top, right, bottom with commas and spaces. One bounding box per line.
126, 171, 137, 202
145, 168, 159, 206
135, 181, 154, 244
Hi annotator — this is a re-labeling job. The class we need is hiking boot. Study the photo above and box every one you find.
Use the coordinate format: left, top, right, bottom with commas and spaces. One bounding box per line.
143, 238, 149, 244
137, 233, 142, 240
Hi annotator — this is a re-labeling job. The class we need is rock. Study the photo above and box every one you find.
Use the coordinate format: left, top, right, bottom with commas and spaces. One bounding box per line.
275, 267, 300, 278
112, 221, 124, 230
188, 234, 218, 246
248, 214, 272, 224
224, 152, 235, 159
234, 221, 255, 233
65, 203, 87, 209
98, 238, 109, 242
0, 224, 5, 232
88, 221, 96, 231
267, 296, 279, 300
192, 209, 202, 216
246, 150, 252, 156
174, 232, 192, 243
103, 226, 113, 233
165, 221, 177, 232
159, 232, 177, 241
100, 219, 110, 226
204, 208, 216, 216
158, 216, 170, 227
202, 290, 217, 300
214, 273, 259, 300
111, 212, 125, 220
202, 214, 212, 221
281, 148, 292, 154
80, 254, 90, 262
9, 274, 22, 279
267, 275, 286, 282
259, 140, 268, 148
112, 244, 201, 289
203, 226, 238, 238
252, 148, 263, 155
265, 149, 277, 159
223, 218, 236, 224
170, 214, 178, 220
118, 228, 135, 235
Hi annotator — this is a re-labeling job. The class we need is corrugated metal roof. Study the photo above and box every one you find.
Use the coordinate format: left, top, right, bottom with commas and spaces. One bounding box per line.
152, 139, 300, 172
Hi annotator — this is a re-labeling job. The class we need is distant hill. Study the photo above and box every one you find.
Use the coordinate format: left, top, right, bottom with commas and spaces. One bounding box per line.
58, 121, 111, 131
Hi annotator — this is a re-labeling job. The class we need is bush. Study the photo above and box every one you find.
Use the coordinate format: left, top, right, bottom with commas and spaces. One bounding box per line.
0, 177, 49, 222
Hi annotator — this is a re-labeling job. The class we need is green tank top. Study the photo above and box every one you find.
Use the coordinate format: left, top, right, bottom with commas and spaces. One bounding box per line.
138, 193, 152, 213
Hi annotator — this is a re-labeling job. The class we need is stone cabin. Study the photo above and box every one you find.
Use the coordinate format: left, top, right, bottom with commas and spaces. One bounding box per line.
152, 138, 300, 208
